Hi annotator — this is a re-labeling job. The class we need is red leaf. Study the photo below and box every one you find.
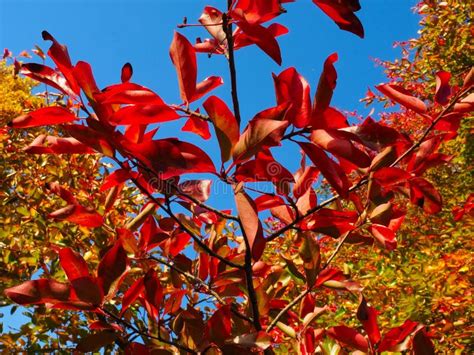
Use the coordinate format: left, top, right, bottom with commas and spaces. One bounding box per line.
89, 320, 123, 333
49, 204, 103, 228
408, 177, 442, 214
273, 67, 311, 127
255, 194, 285, 211
372, 167, 411, 186
20, 63, 76, 97
453, 92, 474, 113
121, 62, 133, 83
235, 149, 293, 185
299, 142, 350, 198
120, 278, 145, 316
302, 208, 357, 238
357, 297, 381, 345
312, 0, 364, 38
434, 71, 451, 105
121, 138, 216, 179
205, 304, 232, 344
433, 112, 463, 133
178, 179, 212, 202
193, 76, 224, 102
234, 0, 285, 24
42, 31, 80, 95
63, 124, 114, 156
379, 320, 419, 352
199, 7, 227, 48
293, 166, 320, 199
296, 188, 318, 215
48, 181, 76, 204
369, 224, 397, 250
182, 112, 211, 140
376, 84, 427, 114
110, 104, 180, 125
270, 204, 295, 224
413, 328, 435, 355
170, 32, 197, 103
198, 252, 210, 281
235, 23, 289, 50
24, 135, 94, 154
233, 118, 288, 163
98, 242, 128, 296
75, 331, 117, 353
163, 289, 186, 315
234, 187, 266, 261
73, 61, 101, 102
314, 107, 349, 130
327, 325, 368, 352
203, 96, 240, 163
144, 269, 164, 316
351, 117, 409, 151
126, 343, 150, 355
161, 231, 191, 257
311, 129, 371, 168
58, 248, 90, 281
10, 107, 77, 128
235, 19, 283, 65
97, 82, 164, 105
70, 276, 103, 305
100, 169, 136, 191
407, 136, 443, 174
313, 53, 338, 117
5, 279, 71, 305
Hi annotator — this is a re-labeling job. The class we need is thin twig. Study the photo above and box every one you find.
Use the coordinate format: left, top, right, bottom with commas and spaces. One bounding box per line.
102, 308, 196, 354
266, 289, 310, 332
171, 105, 211, 122
267, 216, 366, 332
149, 255, 253, 324
223, 9, 241, 125
130, 155, 239, 222
114, 159, 244, 269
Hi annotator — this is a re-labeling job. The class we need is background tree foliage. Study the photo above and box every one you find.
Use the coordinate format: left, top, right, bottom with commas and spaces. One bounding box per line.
350, 0, 473, 352
0, 57, 139, 351
0, 1, 472, 353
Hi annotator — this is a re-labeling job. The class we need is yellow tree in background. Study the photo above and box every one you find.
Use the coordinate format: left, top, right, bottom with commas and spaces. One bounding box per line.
0, 58, 139, 351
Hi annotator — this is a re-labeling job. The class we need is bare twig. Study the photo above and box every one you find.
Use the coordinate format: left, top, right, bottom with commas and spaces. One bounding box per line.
171, 105, 211, 122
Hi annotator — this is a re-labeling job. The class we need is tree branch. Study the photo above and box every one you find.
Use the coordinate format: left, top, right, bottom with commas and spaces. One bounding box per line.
171, 105, 211, 122
149, 255, 253, 324
266, 289, 310, 332
266, 88, 470, 242
114, 159, 244, 270
223, 7, 241, 125
101, 308, 196, 354
130, 156, 239, 222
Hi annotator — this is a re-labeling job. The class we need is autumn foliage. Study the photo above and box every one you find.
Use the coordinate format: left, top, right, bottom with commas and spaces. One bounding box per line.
2, 0, 473, 353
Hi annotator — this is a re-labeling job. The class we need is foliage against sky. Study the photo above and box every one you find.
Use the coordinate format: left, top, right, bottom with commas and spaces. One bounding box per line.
1, 0, 472, 353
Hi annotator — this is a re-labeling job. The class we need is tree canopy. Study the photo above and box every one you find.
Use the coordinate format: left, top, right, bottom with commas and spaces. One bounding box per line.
1, 1, 472, 353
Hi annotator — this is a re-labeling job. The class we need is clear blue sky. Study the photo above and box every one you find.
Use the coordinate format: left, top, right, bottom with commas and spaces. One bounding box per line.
0, 0, 420, 332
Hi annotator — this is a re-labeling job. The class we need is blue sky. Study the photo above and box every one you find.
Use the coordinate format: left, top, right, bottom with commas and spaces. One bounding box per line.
0, 0, 420, 332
